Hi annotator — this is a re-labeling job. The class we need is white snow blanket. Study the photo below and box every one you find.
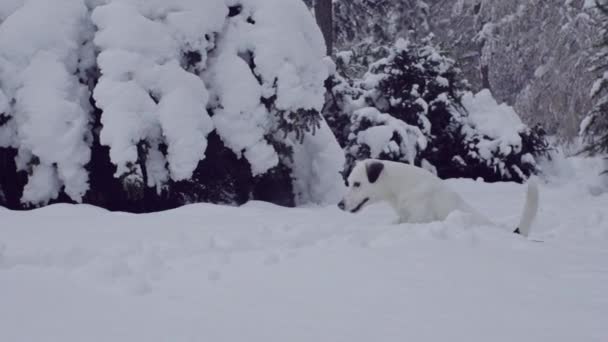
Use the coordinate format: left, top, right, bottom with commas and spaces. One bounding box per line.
1, 157, 607, 342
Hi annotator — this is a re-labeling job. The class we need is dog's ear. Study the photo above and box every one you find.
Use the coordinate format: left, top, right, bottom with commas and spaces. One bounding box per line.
366, 161, 384, 184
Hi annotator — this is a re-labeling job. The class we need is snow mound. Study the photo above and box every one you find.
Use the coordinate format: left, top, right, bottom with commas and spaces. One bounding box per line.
463, 89, 526, 147
352, 107, 427, 165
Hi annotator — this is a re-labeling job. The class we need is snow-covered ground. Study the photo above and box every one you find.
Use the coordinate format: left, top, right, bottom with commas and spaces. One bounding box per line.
1, 157, 607, 342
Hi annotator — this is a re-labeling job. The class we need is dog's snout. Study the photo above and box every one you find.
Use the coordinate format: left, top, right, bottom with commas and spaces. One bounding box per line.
337, 200, 345, 210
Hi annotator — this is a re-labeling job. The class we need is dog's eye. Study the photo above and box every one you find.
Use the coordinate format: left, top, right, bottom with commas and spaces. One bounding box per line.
353, 182, 361, 188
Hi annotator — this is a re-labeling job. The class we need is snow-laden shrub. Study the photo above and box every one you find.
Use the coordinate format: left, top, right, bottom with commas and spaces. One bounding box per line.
344, 106, 427, 172
0, 0, 92, 205
203, 0, 344, 205
0, 0, 344, 210
91, 0, 221, 192
461, 90, 551, 181
326, 38, 550, 182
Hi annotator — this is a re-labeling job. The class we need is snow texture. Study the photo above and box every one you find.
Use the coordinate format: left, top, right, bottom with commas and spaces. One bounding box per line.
205, 42, 279, 176
0, 87, 6, 113
242, 0, 328, 113
1, 156, 607, 342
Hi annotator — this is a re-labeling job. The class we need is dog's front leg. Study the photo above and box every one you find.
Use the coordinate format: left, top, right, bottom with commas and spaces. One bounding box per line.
396, 186, 435, 224
395, 202, 412, 224
393, 214, 409, 225
387, 199, 411, 224
397, 216, 411, 224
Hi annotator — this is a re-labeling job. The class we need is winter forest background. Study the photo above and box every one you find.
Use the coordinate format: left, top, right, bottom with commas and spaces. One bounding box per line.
0, 0, 606, 212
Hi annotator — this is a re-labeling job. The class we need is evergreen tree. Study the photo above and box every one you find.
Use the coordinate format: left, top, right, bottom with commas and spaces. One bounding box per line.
314, 0, 333, 55
334, 0, 430, 52
326, 37, 550, 182
581, 0, 608, 172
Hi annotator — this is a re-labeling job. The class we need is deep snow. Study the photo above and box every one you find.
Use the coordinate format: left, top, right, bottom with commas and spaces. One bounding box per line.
1, 157, 607, 342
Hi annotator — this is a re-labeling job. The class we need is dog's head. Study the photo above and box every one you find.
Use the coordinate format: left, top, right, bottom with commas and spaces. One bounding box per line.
338, 160, 386, 213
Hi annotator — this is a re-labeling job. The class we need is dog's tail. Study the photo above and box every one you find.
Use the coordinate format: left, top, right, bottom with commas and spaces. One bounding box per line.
513, 180, 539, 237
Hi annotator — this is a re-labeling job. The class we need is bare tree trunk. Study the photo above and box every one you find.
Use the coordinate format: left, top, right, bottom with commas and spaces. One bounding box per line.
314, 0, 333, 56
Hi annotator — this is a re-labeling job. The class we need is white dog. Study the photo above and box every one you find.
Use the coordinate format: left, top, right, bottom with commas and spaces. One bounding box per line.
338, 159, 539, 236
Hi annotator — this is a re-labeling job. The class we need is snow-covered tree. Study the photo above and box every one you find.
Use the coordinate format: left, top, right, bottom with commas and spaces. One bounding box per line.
581, 0, 608, 170
313, 0, 333, 55
326, 38, 550, 182
0, 0, 92, 206
332, 0, 598, 139
201, 0, 344, 206
0, 0, 344, 210
91, 0, 221, 199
